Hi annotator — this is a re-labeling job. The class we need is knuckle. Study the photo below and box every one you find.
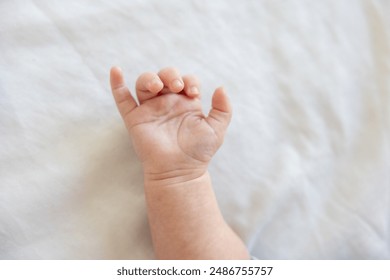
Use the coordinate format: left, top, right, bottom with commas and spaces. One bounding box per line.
158, 66, 179, 78
183, 74, 199, 85
136, 72, 156, 86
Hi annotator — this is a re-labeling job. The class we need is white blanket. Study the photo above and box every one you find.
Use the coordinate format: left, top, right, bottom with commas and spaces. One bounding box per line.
1, 0, 389, 259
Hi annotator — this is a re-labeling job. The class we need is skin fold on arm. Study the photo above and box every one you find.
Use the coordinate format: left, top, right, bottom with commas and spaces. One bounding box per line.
110, 66, 249, 260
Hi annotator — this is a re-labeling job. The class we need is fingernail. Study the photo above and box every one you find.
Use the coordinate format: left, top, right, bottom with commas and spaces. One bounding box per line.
172, 79, 183, 90
148, 78, 162, 90
189, 86, 199, 95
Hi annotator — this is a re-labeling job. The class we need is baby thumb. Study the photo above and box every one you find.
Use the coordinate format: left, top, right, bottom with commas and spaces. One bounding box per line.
206, 87, 232, 137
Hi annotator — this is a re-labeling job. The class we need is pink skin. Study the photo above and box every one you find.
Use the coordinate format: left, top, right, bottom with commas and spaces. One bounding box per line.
110, 67, 249, 259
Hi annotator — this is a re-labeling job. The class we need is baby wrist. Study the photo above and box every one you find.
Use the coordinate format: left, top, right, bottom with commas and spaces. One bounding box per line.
143, 168, 209, 188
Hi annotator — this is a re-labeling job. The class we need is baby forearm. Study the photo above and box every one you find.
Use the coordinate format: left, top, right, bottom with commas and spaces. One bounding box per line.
144, 171, 249, 260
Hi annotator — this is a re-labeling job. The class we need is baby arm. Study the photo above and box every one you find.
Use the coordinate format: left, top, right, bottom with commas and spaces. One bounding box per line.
110, 66, 249, 260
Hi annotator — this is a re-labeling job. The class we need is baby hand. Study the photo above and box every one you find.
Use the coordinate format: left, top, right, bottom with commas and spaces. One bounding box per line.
110, 67, 232, 182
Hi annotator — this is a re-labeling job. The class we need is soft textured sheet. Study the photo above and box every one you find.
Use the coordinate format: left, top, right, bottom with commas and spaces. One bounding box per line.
0, 0, 389, 259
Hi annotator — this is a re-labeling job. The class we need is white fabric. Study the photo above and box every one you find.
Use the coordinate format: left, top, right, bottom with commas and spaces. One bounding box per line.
1, 0, 389, 259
